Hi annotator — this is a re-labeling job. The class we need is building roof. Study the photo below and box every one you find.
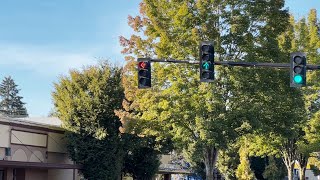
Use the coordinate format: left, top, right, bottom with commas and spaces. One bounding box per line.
0, 115, 64, 132
14, 117, 62, 127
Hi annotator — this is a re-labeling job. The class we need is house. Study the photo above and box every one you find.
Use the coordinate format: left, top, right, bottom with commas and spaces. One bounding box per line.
293, 161, 320, 180
0, 116, 82, 180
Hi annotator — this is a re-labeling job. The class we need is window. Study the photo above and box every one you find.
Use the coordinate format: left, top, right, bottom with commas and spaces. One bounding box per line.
5, 148, 11, 156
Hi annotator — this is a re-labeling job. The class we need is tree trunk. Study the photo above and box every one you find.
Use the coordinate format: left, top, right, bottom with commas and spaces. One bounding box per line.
203, 146, 218, 180
298, 153, 308, 180
287, 169, 293, 180
299, 166, 306, 180
283, 154, 295, 180
286, 163, 294, 180
282, 139, 297, 180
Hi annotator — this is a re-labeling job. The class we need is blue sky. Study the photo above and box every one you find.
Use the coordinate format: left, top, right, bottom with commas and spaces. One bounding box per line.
0, 0, 319, 117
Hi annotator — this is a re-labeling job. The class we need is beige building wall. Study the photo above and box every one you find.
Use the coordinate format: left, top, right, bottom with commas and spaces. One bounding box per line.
11, 145, 47, 163
0, 125, 10, 147
47, 132, 67, 153
306, 169, 318, 180
29, 150, 45, 162
0, 148, 5, 160
11, 130, 47, 147
12, 149, 28, 161
160, 155, 171, 164
25, 169, 47, 180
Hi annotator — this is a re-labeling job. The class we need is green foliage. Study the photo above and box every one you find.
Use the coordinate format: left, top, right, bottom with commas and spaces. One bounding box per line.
53, 62, 123, 137
216, 143, 239, 179
53, 61, 162, 180
119, 1, 295, 179
0, 76, 28, 117
263, 156, 286, 180
52, 62, 125, 180
300, 10, 320, 156
191, 161, 206, 180
250, 157, 267, 180
123, 135, 161, 180
66, 132, 124, 180
310, 164, 320, 176
278, 9, 320, 179
235, 138, 255, 180
309, 155, 320, 176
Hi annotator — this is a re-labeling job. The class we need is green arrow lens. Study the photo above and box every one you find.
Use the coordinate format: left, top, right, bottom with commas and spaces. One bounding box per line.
202, 62, 210, 70
294, 75, 303, 84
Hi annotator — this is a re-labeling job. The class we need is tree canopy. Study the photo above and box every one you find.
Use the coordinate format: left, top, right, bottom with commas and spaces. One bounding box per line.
118, 0, 307, 179
52, 62, 163, 180
0, 76, 28, 117
52, 62, 124, 180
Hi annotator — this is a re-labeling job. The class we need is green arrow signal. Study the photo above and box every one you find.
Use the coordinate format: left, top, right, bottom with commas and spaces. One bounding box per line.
202, 62, 210, 70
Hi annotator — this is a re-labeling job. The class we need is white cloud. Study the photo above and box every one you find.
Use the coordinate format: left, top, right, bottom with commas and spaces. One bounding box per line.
0, 43, 98, 76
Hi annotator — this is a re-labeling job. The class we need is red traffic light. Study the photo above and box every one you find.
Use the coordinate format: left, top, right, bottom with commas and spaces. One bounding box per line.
138, 62, 149, 69
137, 58, 151, 88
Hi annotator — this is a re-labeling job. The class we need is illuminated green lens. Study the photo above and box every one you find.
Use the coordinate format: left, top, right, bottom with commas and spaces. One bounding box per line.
294, 75, 303, 84
202, 62, 210, 70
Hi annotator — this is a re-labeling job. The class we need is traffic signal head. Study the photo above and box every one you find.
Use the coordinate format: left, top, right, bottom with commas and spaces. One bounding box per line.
137, 58, 151, 89
290, 52, 306, 87
200, 41, 215, 82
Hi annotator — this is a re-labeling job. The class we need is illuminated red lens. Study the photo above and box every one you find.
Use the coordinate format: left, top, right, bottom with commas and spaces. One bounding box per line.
138, 62, 148, 69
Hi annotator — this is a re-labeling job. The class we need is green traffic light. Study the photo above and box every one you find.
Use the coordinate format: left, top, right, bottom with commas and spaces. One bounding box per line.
202, 62, 210, 70
294, 75, 303, 84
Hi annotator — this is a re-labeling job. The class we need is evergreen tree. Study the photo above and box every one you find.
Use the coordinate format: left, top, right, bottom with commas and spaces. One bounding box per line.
0, 76, 28, 117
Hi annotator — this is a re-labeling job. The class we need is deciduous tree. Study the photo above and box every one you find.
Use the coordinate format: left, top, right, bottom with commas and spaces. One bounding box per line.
278, 9, 320, 179
52, 62, 124, 180
119, 1, 294, 180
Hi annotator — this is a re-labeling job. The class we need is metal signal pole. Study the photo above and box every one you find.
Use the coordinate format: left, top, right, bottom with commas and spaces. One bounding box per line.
147, 58, 320, 70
